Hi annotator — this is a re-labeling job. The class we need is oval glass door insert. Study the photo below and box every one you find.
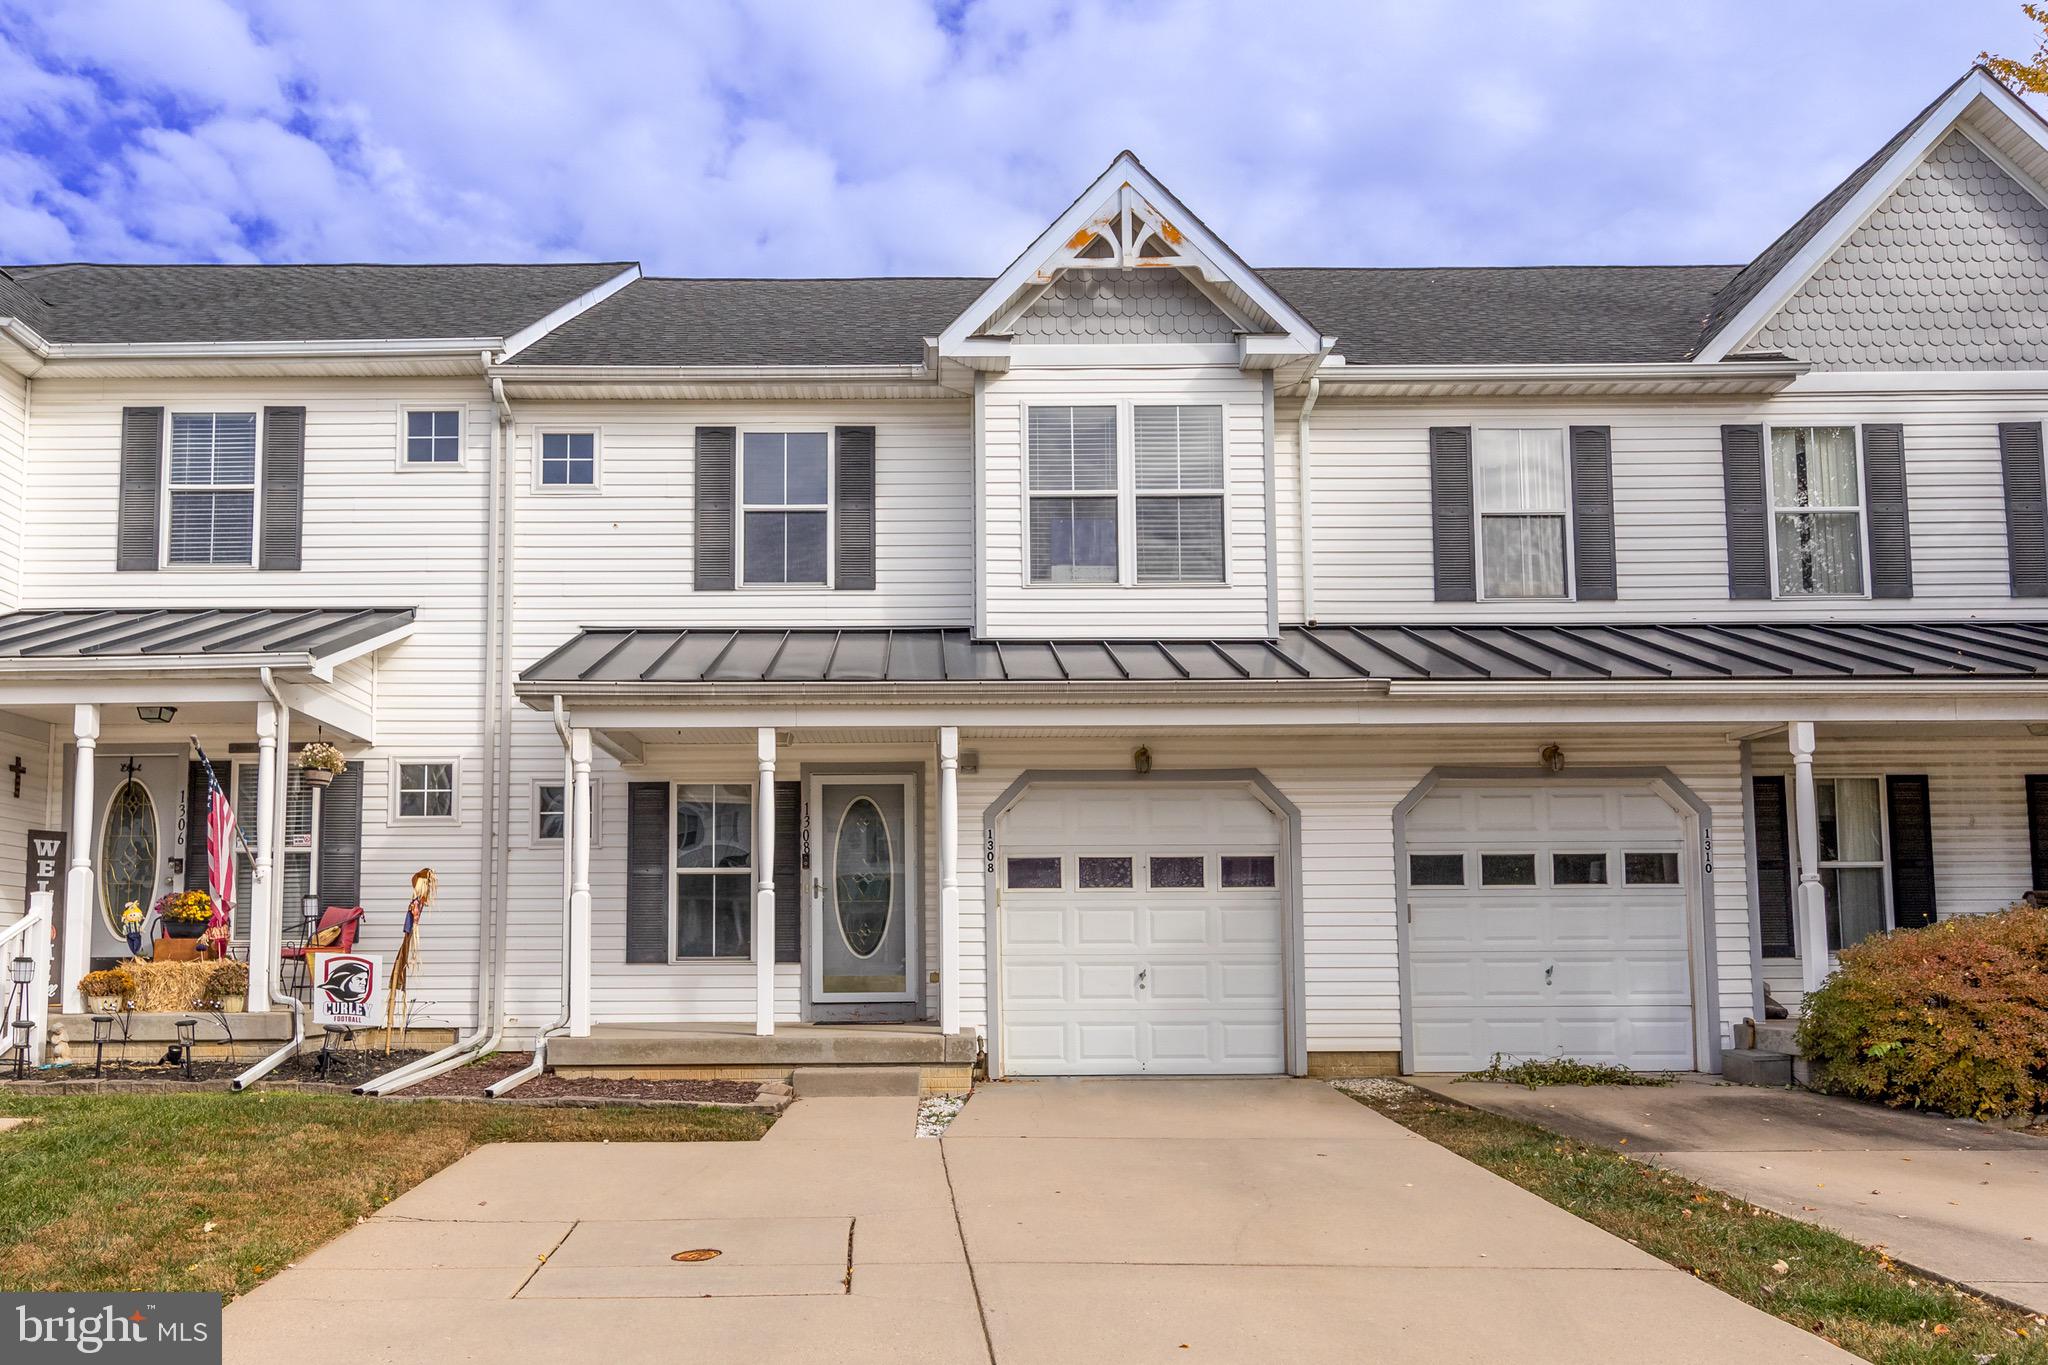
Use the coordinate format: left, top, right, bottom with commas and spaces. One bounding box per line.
99, 779, 158, 934
833, 797, 894, 959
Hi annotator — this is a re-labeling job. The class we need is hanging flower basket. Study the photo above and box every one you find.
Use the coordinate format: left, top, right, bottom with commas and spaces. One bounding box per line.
299, 740, 346, 787
304, 768, 334, 788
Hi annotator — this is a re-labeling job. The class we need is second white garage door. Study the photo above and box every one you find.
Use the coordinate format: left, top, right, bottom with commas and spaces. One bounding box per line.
998, 785, 1286, 1076
1405, 781, 1695, 1073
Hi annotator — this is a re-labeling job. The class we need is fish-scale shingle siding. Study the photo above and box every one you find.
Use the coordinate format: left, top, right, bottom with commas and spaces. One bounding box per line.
1010, 269, 1239, 344
1749, 130, 2048, 369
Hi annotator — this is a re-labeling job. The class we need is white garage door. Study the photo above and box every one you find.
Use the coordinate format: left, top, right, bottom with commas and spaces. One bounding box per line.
998, 786, 1286, 1076
1406, 782, 1694, 1073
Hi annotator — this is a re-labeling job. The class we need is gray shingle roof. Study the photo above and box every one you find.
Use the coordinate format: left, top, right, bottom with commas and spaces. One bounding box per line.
0, 607, 415, 664
520, 621, 2048, 687
0, 263, 631, 346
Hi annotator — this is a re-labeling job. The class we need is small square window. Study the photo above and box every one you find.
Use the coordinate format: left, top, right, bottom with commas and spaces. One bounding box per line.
1078, 856, 1133, 889
534, 782, 601, 845
1006, 856, 1061, 890
1624, 851, 1681, 886
1149, 855, 1205, 889
1480, 853, 1537, 887
1220, 855, 1276, 888
1552, 852, 1609, 886
396, 762, 455, 820
540, 431, 597, 487
405, 409, 462, 464
1408, 853, 1465, 887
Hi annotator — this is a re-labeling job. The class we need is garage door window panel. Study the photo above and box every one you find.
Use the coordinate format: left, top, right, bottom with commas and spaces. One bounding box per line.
1408, 852, 1465, 887
1149, 855, 1206, 889
1078, 856, 1133, 889
1551, 852, 1609, 886
1624, 851, 1680, 885
1006, 856, 1062, 890
1220, 855, 1276, 888
1480, 852, 1538, 886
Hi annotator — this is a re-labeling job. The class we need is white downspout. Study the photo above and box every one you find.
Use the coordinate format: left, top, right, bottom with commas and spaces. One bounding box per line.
485, 695, 577, 1097
231, 668, 305, 1089
358, 359, 513, 1093
1295, 370, 1323, 625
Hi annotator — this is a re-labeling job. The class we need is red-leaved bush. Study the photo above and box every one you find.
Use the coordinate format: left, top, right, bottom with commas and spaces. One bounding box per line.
1796, 902, 2048, 1120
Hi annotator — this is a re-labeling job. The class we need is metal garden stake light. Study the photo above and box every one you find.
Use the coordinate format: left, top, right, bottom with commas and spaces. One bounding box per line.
91, 1015, 114, 1078
174, 1017, 198, 1080
9, 1018, 32, 1080
4, 956, 32, 1077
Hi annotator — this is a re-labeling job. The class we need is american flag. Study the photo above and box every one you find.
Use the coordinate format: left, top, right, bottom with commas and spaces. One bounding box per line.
206, 780, 237, 943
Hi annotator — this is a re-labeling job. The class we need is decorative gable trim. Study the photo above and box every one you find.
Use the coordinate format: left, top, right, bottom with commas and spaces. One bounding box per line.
1699, 68, 2048, 362
935, 152, 1328, 371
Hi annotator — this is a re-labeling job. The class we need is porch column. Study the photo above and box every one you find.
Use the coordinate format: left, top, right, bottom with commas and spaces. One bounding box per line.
937, 726, 961, 1034
1789, 721, 1829, 996
754, 728, 776, 1036
60, 703, 97, 1014
567, 727, 593, 1037
246, 700, 278, 1014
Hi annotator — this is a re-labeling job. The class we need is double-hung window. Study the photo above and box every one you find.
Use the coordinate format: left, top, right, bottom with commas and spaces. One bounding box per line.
1134, 405, 1225, 582
675, 783, 753, 958
1770, 426, 1865, 596
539, 431, 597, 488
1816, 776, 1888, 951
742, 432, 830, 585
168, 413, 258, 566
1028, 405, 1118, 583
1474, 428, 1569, 599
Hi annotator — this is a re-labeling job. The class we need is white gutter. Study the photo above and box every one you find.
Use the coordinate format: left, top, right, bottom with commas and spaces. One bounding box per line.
41, 336, 502, 361
1295, 370, 1323, 624
484, 696, 576, 1098
493, 361, 930, 385
0, 653, 318, 677
231, 668, 305, 1090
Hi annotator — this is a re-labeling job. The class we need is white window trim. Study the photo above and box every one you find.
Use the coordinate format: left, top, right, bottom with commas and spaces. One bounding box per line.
531, 777, 602, 847
1765, 423, 1871, 600
162, 407, 261, 570
737, 428, 834, 589
1472, 425, 1575, 603
1021, 399, 1232, 589
387, 757, 462, 827
1793, 773, 1894, 957
669, 780, 759, 963
532, 427, 603, 494
396, 404, 468, 471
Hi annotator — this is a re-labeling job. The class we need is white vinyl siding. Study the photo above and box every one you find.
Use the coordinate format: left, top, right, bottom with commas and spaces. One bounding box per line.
1134, 404, 1225, 583
1474, 428, 1569, 599
167, 412, 257, 566
741, 431, 830, 586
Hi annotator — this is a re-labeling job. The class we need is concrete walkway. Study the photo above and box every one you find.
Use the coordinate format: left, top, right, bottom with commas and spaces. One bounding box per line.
226, 1080, 1856, 1364
1415, 1075, 2048, 1314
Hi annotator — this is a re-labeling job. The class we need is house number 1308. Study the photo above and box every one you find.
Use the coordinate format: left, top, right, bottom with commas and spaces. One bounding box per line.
984, 828, 995, 874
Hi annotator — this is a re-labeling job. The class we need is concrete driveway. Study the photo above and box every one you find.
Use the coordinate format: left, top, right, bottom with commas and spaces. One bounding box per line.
1416, 1076, 2048, 1314
226, 1080, 1854, 1364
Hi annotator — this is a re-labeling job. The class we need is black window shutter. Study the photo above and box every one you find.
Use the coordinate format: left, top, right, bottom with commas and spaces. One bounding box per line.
774, 781, 802, 963
185, 761, 211, 892
2027, 775, 2048, 893
316, 761, 365, 908
1860, 423, 1912, 599
116, 406, 164, 571
1753, 775, 1795, 958
626, 781, 670, 962
1998, 422, 2048, 598
1428, 426, 1476, 602
1885, 775, 1937, 930
694, 426, 737, 591
1721, 424, 1771, 600
259, 406, 306, 571
834, 425, 877, 591
1568, 425, 1617, 602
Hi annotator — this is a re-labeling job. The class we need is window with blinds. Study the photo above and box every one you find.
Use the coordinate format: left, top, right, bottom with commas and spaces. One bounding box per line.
168, 413, 258, 565
1028, 405, 1118, 583
1134, 404, 1224, 582
230, 764, 316, 947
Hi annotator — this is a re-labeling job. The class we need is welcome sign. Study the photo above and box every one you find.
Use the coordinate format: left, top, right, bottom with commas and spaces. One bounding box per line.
310, 952, 381, 1028
24, 830, 64, 1004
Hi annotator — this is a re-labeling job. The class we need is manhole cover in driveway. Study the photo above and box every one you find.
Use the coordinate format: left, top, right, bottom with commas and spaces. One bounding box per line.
521, 1218, 850, 1299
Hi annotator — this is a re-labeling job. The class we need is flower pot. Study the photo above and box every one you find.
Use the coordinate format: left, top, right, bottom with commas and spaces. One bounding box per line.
303, 767, 335, 788
163, 919, 207, 939
86, 993, 125, 1014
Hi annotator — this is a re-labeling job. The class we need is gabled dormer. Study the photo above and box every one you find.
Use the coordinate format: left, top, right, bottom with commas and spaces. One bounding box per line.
941, 154, 1329, 641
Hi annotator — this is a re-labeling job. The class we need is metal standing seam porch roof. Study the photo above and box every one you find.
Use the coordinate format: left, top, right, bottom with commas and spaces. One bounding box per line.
519, 621, 2048, 688
0, 607, 417, 666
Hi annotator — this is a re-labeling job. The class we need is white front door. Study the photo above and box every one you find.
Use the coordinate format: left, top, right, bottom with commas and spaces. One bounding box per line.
89, 752, 183, 959
807, 775, 920, 1013
1406, 782, 1695, 1073
998, 785, 1286, 1076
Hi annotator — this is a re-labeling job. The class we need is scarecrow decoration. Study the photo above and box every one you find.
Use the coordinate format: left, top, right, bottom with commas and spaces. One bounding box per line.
385, 867, 436, 1051
120, 901, 145, 956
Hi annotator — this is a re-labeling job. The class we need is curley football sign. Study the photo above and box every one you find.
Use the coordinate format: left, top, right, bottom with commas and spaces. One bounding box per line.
311, 953, 381, 1028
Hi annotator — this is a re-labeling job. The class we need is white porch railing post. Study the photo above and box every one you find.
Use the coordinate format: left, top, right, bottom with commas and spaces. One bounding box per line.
938, 726, 961, 1035
754, 728, 776, 1036
568, 727, 593, 1038
61, 703, 98, 1015
27, 891, 52, 1060
246, 700, 278, 1014
1790, 721, 1830, 997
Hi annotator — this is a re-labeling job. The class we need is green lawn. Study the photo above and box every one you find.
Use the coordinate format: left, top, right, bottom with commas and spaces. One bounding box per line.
1341, 1082, 2046, 1365
0, 1090, 770, 1297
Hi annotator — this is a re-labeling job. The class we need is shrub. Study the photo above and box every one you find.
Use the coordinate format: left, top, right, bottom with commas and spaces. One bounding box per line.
1462, 1054, 1674, 1088
1797, 902, 2048, 1120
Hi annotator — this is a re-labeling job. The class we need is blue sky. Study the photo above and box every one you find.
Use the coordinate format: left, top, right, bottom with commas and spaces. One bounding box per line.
0, 0, 2038, 276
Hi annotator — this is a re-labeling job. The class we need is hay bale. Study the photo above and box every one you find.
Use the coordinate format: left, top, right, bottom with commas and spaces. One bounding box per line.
123, 958, 223, 1013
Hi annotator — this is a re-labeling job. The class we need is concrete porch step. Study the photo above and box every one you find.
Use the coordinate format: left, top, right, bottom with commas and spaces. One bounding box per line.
791, 1066, 921, 1097
1720, 1048, 1794, 1087
1750, 1019, 1802, 1055
548, 1023, 979, 1069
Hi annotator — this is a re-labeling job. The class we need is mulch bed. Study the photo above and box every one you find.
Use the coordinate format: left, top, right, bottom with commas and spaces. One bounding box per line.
401, 1052, 763, 1105
8, 1047, 433, 1090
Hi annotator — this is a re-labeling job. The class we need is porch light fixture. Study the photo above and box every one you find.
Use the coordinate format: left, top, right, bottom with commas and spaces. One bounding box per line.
1540, 744, 1566, 773
91, 1015, 114, 1078
174, 1017, 198, 1080
9, 1018, 31, 1079
8, 956, 30, 986
136, 705, 177, 725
